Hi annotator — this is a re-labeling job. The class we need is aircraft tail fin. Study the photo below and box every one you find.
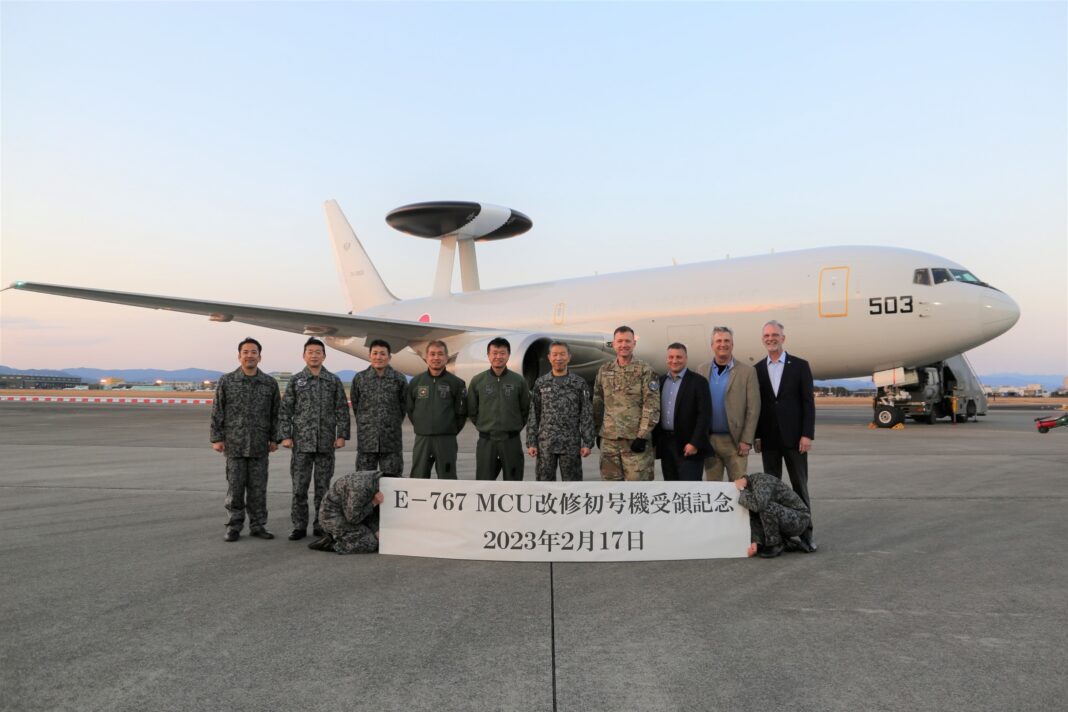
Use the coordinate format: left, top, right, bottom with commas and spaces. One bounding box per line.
324, 200, 397, 312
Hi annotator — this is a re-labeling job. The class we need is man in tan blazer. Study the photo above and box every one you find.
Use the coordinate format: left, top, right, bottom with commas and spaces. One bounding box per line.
699, 326, 760, 481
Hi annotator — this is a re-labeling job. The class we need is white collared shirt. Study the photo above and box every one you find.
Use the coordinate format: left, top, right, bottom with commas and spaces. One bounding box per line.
766, 351, 787, 397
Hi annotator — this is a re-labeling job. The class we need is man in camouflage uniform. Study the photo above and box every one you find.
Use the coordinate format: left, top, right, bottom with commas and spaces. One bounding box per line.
308, 471, 384, 555
210, 337, 280, 542
593, 325, 661, 481
278, 337, 350, 540
468, 337, 531, 481
735, 472, 813, 559
405, 340, 467, 478
526, 341, 595, 481
350, 339, 407, 476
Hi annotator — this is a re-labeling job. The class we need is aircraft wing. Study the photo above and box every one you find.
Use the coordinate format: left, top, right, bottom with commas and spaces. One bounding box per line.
6, 281, 473, 344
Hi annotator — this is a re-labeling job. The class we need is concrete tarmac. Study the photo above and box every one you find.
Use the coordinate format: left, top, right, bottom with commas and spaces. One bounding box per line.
1, 403, 1065, 712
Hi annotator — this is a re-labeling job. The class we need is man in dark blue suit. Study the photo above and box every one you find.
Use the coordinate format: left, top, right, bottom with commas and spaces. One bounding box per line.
754, 320, 817, 552
653, 343, 712, 481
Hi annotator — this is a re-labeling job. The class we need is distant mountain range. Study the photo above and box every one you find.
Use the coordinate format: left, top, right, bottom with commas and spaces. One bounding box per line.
3, 366, 1064, 391
784, 373, 1064, 392
975, 373, 1066, 390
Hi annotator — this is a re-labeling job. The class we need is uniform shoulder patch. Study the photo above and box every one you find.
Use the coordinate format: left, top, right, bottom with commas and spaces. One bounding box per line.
649, 380, 659, 392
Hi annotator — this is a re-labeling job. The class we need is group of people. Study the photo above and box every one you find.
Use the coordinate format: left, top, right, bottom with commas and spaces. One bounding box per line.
208, 319, 816, 558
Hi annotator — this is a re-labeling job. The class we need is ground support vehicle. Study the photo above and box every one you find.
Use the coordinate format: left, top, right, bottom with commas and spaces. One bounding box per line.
873, 354, 987, 428
1035, 413, 1068, 434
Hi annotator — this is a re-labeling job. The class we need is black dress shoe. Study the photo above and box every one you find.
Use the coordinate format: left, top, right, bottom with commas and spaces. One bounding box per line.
312, 526, 326, 537
759, 543, 784, 558
797, 537, 818, 553
224, 530, 240, 542
249, 529, 275, 540
288, 529, 306, 541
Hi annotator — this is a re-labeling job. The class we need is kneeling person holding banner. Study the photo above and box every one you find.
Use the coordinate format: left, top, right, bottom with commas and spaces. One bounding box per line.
735, 472, 812, 559
309, 471, 385, 554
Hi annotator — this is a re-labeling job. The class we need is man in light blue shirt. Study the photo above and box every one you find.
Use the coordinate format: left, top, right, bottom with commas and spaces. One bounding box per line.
699, 327, 760, 481
652, 343, 711, 480
660, 365, 683, 432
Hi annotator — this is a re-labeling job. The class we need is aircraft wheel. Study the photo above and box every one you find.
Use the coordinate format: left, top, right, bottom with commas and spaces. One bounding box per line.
1039, 426, 1050, 434
875, 405, 903, 428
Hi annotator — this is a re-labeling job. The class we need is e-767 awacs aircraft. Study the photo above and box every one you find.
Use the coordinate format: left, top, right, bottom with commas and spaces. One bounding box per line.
9, 200, 1019, 393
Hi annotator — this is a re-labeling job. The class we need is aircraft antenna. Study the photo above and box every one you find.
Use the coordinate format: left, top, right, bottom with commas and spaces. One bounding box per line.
386, 202, 532, 297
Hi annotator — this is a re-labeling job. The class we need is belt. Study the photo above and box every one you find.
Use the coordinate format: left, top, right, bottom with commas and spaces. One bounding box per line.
478, 430, 520, 441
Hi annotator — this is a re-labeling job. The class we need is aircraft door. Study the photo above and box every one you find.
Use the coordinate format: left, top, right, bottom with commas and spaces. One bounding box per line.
552, 302, 566, 325
819, 267, 850, 317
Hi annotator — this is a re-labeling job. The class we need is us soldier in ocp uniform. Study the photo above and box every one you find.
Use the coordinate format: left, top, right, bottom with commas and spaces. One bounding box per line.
210, 337, 281, 542
467, 337, 531, 481
308, 471, 384, 555
593, 325, 661, 481
350, 339, 407, 476
406, 340, 467, 479
526, 341, 595, 481
278, 337, 350, 540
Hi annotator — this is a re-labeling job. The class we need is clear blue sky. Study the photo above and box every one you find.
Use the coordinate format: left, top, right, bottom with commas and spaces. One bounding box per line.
2, 1, 1065, 376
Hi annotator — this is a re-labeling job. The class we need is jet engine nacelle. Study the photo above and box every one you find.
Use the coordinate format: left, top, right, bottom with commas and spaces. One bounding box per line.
448, 332, 613, 389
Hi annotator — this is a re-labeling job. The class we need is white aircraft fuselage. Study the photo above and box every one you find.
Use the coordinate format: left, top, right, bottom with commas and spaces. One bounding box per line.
328, 245, 1018, 384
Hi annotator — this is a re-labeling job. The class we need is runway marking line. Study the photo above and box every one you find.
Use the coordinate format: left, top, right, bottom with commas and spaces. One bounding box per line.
0, 395, 213, 405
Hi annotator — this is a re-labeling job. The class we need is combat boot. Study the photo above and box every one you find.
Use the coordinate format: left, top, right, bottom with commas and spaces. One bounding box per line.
308, 534, 335, 552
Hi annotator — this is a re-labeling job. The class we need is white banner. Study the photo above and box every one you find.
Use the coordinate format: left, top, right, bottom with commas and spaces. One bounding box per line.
379, 478, 750, 561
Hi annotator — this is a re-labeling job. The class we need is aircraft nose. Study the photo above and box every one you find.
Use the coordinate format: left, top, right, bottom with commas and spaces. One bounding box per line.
980, 289, 1020, 340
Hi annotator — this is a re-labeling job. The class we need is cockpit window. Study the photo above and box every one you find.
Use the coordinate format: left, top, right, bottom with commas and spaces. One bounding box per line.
931, 268, 953, 284
950, 269, 981, 283
913, 268, 932, 285
928, 267, 993, 289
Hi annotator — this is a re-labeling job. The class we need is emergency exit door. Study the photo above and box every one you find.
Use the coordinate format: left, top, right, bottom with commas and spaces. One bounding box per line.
819, 267, 849, 317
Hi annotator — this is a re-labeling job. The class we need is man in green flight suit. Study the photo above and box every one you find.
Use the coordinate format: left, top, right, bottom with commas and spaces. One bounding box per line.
405, 340, 467, 478
467, 337, 531, 481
